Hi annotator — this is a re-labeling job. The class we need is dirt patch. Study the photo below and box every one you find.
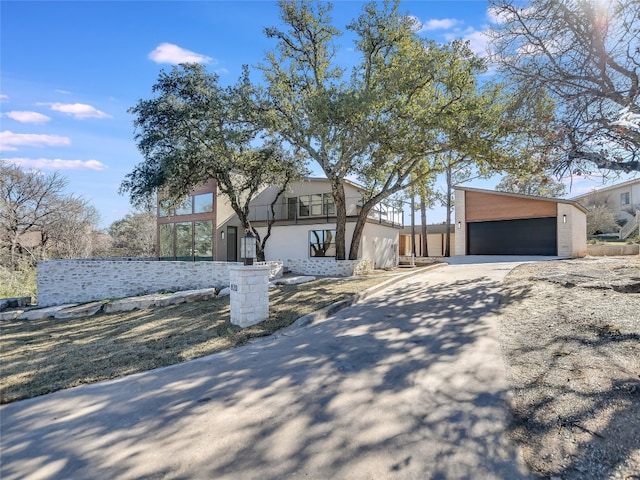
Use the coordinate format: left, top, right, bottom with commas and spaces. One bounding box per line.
498, 256, 640, 479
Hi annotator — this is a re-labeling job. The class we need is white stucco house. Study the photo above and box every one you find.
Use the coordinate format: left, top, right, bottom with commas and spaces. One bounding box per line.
157, 177, 403, 270
571, 178, 640, 239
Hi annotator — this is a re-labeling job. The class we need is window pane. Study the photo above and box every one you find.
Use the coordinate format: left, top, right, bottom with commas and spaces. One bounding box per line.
621, 192, 630, 205
323, 193, 335, 215
194, 193, 214, 213
175, 222, 193, 260
310, 194, 322, 216
159, 224, 174, 260
175, 196, 192, 216
299, 195, 310, 216
287, 197, 297, 220
194, 221, 213, 260
309, 229, 336, 257
158, 200, 172, 217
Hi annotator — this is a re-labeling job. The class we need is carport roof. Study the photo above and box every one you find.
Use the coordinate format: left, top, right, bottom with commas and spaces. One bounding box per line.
454, 186, 589, 214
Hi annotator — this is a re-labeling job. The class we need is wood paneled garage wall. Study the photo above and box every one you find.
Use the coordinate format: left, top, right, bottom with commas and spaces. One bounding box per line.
465, 190, 557, 222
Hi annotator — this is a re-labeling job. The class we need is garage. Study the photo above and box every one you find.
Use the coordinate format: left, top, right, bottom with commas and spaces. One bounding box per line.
467, 217, 557, 255
454, 187, 588, 257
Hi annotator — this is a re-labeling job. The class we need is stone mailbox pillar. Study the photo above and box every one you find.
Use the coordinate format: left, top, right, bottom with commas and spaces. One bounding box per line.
229, 265, 270, 328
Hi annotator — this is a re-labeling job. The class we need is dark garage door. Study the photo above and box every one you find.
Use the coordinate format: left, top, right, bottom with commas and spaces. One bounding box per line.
467, 217, 557, 255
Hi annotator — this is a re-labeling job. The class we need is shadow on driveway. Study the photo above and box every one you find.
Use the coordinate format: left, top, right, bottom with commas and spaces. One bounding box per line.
1, 265, 532, 480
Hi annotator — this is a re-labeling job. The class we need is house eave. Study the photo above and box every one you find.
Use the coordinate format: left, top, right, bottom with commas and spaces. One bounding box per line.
454, 185, 589, 214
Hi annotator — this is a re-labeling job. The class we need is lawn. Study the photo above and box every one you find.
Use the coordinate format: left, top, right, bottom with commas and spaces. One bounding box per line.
0, 272, 404, 404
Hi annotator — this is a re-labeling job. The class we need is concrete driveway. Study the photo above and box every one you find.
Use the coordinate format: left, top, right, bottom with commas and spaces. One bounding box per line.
0, 259, 542, 480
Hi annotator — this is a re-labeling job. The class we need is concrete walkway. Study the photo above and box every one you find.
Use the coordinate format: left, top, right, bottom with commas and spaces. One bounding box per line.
0, 260, 539, 480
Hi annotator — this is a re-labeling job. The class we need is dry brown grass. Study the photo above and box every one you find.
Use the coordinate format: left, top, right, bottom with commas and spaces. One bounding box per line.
0, 274, 397, 404
498, 256, 640, 479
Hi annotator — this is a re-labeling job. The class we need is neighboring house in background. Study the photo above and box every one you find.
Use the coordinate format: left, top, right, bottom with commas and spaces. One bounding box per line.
571, 179, 640, 239
399, 224, 455, 257
156, 177, 403, 269
454, 187, 588, 257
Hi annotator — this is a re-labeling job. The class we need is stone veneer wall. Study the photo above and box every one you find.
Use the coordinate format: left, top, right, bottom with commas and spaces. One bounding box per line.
229, 265, 270, 328
285, 258, 374, 277
37, 259, 283, 307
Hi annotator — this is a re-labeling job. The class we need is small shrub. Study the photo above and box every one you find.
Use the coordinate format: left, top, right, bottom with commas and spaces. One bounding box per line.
0, 259, 37, 303
626, 235, 640, 245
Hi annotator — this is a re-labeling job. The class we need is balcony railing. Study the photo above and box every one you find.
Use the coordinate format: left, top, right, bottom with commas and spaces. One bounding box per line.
246, 196, 404, 227
619, 211, 640, 239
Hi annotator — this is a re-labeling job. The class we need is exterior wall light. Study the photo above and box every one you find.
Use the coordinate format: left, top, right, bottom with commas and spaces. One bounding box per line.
457, 221, 462, 229
221, 230, 225, 240
563, 214, 567, 224
240, 230, 256, 266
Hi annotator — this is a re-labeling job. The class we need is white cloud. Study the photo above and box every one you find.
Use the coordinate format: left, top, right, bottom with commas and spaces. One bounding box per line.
487, 6, 508, 24
55, 89, 72, 95
5, 111, 51, 124
408, 16, 459, 33
6, 157, 108, 171
42, 102, 112, 119
445, 27, 491, 56
487, 6, 534, 25
0, 94, 8, 100
0, 131, 71, 151
148, 42, 213, 65
422, 18, 460, 31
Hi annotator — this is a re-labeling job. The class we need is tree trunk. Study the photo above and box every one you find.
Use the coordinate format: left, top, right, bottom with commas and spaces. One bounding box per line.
444, 165, 452, 257
332, 181, 348, 260
258, 181, 290, 263
421, 199, 428, 257
348, 202, 374, 261
411, 195, 416, 257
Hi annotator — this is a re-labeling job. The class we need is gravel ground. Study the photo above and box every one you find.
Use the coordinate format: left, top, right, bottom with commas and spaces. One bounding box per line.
498, 256, 640, 480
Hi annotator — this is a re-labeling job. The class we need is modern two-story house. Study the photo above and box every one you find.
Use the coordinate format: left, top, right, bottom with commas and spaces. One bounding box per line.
156, 177, 403, 269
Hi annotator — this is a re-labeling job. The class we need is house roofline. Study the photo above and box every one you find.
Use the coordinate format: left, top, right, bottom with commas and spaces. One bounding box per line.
454, 185, 589, 214
569, 178, 640, 200
296, 176, 365, 192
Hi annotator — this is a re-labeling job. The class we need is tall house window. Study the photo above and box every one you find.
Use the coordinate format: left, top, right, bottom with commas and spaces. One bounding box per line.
158, 220, 213, 261
309, 229, 336, 257
159, 200, 172, 217
291, 194, 335, 218
194, 193, 214, 213
194, 221, 213, 260
323, 193, 335, 215
175, 222, 193, 260
157, 180, 216, 261
159, 224, 174, 260
621, 192, 630, 205
159, 193, 214, 217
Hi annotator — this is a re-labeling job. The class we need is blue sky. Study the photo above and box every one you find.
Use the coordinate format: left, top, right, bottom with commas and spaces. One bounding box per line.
0, 0, 633, 229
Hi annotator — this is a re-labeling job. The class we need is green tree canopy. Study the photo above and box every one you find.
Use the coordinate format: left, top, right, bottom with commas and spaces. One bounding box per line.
262, 0, 538, 259
496, 172, 566, 198
121, 64, 305, 260
108, 210, 156, 257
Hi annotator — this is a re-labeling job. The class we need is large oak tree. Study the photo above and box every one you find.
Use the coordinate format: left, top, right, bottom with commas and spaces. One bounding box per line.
122, 65, 305, 261
262, 0, 533, 260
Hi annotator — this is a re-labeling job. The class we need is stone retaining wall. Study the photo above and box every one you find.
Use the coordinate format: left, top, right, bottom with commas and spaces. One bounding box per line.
285, 258, 373, 277
37, 259, 283, 307
587, 244, 640, 256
